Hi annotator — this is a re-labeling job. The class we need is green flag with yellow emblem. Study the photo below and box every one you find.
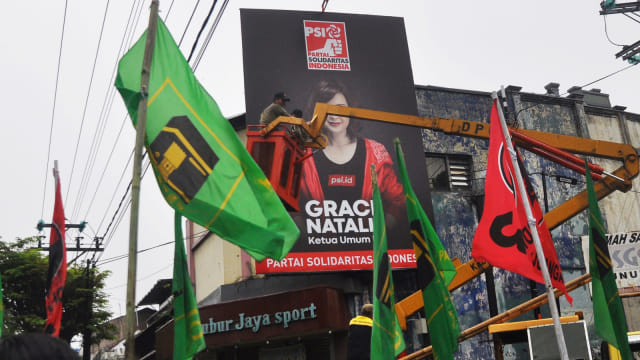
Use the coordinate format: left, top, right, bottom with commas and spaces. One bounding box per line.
173, 212, 205, 359
371, 164, 406, 359
586, 164, 632, 360
395, 139, 460, 360
115, 19, 299, 261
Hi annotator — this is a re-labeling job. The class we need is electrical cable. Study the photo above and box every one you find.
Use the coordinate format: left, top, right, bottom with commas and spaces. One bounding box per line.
178, 0, 201, 47
187, 0, 217, 63
603, 15, 624, 46
94, 159, 151, 263
97, 240, 175, 266
65, 0, 112, 207
164, 0, 176, 22
70, 0, 145, 220
40, 0, 69, 219
94, 148, 134, 234
623, 12, 640, 24
192, 0, 229, 71
513, 63, 637, 124
82, 115, 132, 223
92, 1, 210, 265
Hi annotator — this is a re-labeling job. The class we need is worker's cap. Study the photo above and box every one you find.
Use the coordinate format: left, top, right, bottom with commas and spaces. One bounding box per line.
274, 92, 291, 102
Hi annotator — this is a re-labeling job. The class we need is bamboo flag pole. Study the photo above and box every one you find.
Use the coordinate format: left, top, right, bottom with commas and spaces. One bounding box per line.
493, 91, 570, 360
125, 1, 159, 359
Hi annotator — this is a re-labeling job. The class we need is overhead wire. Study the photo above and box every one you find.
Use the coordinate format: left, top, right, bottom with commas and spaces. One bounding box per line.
94, 149, 134, 233
93, 0, 229, 261
65, 0, 112, 208
178, 0, 202, 47
97, 240, 175, 266
192, 0, 230, 71
513, 63, 637, 124
91, 6, 190, 264
187, 0, 217, 63
40, 0, 69, 219
70, 0, 145, 221
603, 15, 624, 46
82, 116, 133, 223
623, 12, 640, 24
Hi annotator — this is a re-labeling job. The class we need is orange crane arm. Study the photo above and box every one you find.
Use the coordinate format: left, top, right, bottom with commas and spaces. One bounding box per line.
263, 102, 638, 336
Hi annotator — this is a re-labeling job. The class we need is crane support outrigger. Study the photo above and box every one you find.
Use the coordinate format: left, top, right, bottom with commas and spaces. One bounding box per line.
249, 102, 639, 359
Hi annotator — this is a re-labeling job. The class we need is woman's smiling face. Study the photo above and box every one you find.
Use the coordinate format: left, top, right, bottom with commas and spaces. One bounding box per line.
323, 92, 350, 136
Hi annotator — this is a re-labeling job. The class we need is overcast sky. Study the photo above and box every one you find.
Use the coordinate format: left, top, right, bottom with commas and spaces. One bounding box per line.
0, 0, 637, 319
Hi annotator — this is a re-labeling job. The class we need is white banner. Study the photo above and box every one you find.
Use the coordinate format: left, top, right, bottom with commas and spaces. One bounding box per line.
581, 231, 640, 289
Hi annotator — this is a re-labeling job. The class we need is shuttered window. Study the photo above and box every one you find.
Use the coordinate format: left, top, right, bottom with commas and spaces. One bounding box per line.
425, 154, 472, 191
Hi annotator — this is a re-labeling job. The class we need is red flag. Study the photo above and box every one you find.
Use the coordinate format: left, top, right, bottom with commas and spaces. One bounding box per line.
472, 100, 572, 304
44, 169, 67, 336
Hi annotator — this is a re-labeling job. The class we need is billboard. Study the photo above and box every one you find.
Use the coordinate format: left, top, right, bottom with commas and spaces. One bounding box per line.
240, 9, 432, 273
581, 231, 640, 289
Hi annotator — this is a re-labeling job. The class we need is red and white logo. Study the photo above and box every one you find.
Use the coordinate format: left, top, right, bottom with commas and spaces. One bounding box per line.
304, 20, 350, 71
328, 174, 355, 186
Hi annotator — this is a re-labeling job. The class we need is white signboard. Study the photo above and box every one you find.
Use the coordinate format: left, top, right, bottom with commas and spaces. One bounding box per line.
581, 231, 640, 289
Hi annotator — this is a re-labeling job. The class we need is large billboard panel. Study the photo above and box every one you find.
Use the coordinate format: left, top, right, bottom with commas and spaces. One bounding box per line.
241, 9, 432, 273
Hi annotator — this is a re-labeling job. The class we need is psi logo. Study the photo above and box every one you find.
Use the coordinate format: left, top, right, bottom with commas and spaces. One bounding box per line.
303, 20, 350, 71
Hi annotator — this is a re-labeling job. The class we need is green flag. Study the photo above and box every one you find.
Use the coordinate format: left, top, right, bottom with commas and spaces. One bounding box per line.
371, 164, 406, 359
586, 164, 632, 360
115, 19, 299, 261
173, 212, 206, 359
395, 139, 460, 360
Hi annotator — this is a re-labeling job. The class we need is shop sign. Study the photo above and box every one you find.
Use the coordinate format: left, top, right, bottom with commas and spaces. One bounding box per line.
202, 303, 318, 335
581, 231, 640, 289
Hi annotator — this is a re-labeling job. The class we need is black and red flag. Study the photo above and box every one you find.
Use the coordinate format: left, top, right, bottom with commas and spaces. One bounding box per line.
472, 100, 572, 304
44, 167, 67, 336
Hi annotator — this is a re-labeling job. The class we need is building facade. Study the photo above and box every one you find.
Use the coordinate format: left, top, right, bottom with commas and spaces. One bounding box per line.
160, 83, 640, 360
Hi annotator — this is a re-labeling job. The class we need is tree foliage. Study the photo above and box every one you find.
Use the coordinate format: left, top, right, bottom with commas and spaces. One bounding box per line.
0, 237, 116, 344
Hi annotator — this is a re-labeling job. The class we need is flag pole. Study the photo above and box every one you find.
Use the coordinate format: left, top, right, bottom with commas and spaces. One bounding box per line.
125, 1, 159, 359
492, 91, 570, 360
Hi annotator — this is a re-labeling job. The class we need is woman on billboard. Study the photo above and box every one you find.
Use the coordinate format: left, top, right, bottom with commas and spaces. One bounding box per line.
300, 80, 405, 227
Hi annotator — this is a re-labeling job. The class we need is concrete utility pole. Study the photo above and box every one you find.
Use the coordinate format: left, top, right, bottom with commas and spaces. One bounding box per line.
125, 1, 159, 359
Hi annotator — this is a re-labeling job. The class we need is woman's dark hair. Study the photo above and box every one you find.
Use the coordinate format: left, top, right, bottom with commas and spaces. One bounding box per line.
305, 80, 360, 139
0, 333, 80, 360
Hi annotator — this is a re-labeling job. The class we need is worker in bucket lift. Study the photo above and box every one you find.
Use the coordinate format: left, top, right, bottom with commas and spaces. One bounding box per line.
259, 91, 291, 125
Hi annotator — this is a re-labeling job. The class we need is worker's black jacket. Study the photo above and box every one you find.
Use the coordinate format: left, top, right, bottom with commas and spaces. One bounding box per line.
347, 315, 373, 360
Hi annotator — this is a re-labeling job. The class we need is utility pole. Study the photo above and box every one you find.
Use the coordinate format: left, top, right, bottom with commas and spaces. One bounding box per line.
82, 259, 95, 360
600, 1, 640, 63
35, 224, 103, 358
126, 2, 159, 360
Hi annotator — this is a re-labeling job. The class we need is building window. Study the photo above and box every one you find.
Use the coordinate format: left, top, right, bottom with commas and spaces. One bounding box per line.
425, 154, 472, 191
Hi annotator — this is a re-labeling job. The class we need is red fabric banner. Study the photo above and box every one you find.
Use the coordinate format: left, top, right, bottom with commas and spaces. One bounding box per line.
472, 100, 572, 304
44, 172, 67, 336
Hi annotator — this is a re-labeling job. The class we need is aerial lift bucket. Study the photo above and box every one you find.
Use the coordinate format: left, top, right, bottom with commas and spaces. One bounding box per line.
246, 125, 311, 211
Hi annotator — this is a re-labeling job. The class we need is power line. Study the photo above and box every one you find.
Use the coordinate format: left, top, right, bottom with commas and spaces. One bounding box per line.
69, 0, 145, 220
192, 0, 230, 71
40, 0, 69, 219
603, 15, 624, 46
94, 148, 134, 234
82, 116, 132, 223
623, 12, 640, 24
178, 0, 201, 47
187, 0, 217, 63
514, 63, 637, 123
97, 240, 174, 266
66, 0, 112, 207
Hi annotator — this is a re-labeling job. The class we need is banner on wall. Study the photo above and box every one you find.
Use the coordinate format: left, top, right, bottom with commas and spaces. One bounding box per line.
241, 9, 433, 273
581, 231, 640, 289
